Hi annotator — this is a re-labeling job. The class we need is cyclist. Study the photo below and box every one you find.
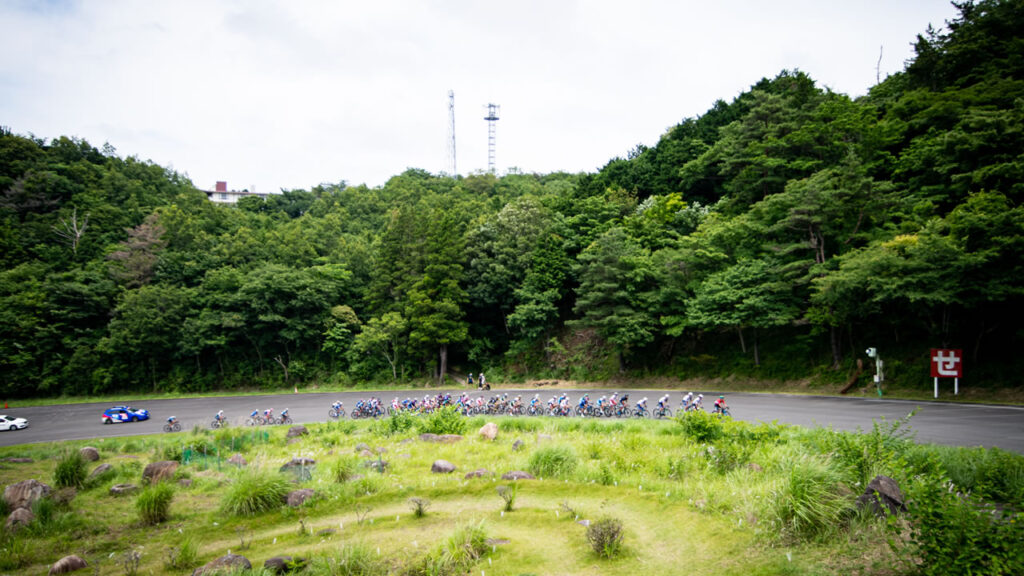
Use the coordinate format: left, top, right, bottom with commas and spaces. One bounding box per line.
681, 392, 694, 411
167, 415, 178, 425
693, 394, 704, 411
214, 410, 225, 423
713, 395, 729, 415
657, 394, 670, 416
264, 408, 274, 423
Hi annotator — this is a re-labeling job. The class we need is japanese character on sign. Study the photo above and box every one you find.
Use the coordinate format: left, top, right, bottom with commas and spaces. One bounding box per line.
930, 349, 963, 378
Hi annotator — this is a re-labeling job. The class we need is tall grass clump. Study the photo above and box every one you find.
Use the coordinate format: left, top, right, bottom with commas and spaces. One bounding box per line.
586, 517, 625, 558
136, 483, 174, 524
528, 445, 578, 478
221, 470, 290, 516
765, 456, 850, 542
828, 413, 915, 488
53, 451, 88, 488
164, 535, 198, 570
926, 445, 1024, 505
328, 456, 360, 483
370, 410, 416, 436
311, 542, 390, 576
417, 406, 466, 435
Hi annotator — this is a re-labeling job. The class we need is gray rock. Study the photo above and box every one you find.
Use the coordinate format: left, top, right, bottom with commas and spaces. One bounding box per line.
79, 446, 100, 462
227, 453, 248, 467
363, 460, 389, 473
286, 425, 309, 438
88, 463, 114, 480
359, 449, 375, 458
2, 457, 33, 463
192, 553, 251, 576
109, 483, 138, 496
264, 556, 307, 574
512, 439, 524, 451
286, 489, 316, 507
178, 478, 193, 487
3, 478, 52, 510
48, 555, 88, 575
354, 442, 370, 452
857, 475, 906, 516
464, 468, 492, 479
419, 433, 463, 443
279, 457, 316, 471
142, 461, 179, 484
431, 460, 456, 474
6, 507, 33, 532
479, 422, 498, 441
501, 471, 535, 481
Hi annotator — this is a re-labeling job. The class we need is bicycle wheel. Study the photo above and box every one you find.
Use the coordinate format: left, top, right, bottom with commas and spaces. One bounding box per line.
163, 424, 172, 433
173, 422, 181, 432
658, 408, 672, 419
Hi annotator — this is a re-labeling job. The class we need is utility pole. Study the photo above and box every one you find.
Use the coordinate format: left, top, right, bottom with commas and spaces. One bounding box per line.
484, 103, 500, 173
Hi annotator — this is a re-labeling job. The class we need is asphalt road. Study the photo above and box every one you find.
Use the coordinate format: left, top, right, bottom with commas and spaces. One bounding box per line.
2, 389, 1023, 453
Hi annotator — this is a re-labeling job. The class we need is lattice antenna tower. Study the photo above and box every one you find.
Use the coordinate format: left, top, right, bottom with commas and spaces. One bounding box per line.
484, 103, 500, 173
446, 90, 457, 176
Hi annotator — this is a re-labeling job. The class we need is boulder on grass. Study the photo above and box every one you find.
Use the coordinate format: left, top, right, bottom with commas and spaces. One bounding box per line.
287, 489, 316, 507
6, 507, 33, 532
464, 468, 492, 479
419, 433, 463, 443
110, 483, 138, 497
286, 425, 308, 439
479, 422, 498, 441
431, 460, 456, 474
49, 555, 88, 575
227, 454, 247, 467
501, 471, 535, 481
264, 556, 308, 574
191, 553, 251, 576
857, 475, 906, 516
279, 457, 316, 470
142, 461, 179, 484
88, 463, 114, 480
79, 446, 100, 462
3, 478, 52, 510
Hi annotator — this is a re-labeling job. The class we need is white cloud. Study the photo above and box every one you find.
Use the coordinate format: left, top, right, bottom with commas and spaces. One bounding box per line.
1, 0, 959, 192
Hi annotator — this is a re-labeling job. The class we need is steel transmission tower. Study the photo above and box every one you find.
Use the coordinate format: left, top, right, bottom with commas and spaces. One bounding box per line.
484, 103, 500, 173
446, 90, 457, 176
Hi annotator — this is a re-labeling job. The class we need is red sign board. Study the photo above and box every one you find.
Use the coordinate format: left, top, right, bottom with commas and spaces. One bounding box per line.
930, 349, 963, 378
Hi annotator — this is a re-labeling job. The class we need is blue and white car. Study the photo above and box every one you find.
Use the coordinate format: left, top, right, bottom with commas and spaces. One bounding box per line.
102, 406, 150, 424
0, 415, 28, 431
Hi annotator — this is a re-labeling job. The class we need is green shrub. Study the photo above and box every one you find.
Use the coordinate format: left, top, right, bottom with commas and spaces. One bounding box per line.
416, 406, 467, 435
677, 410, 723, 443
53, 452, 88, 489
596, 461, 617, 486
164, 536, 198, 570
137, 483, 174, 524
220, 470, 290, 516
370, 411, 416, 437
311, 542, 390, 576
586, 517, 624, 558
828, 414, 914, 488
408, 497, 430, 518
497, 484, 518, 511
528, 445, 578, 479
893, 471, 1024, 575
329, 457, 360, 483
437, 521, 488, 571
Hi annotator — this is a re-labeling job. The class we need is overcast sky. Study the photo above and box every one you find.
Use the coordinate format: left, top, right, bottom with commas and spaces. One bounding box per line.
1, 1, 959, 193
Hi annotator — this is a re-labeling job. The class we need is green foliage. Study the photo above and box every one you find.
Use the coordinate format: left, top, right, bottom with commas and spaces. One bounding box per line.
53, 451, 88, 489
310, 543, 390, 576
677, 410, 724, 443
893, 470, 1024, 575
136, 483, 174, 525
766, 456, 850, 542
328, 457, 360, 484
528, 444, 578, 478
370, 410, 416, 437
410, 520, 489, 576
164, 536, 198, 571
497, 483, 518, 511
416, 406, 467, 436
408, 497, 430, 518
586, 517, 625, 558
828, 412, 916, 488
220, 470, 290, 516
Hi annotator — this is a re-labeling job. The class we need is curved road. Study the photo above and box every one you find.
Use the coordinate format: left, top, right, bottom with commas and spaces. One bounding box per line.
2, 389, 1022, 454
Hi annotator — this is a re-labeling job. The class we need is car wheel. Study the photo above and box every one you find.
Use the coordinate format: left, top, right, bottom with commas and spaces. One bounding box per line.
131, 416, 138, 422
103, 418, 111, 425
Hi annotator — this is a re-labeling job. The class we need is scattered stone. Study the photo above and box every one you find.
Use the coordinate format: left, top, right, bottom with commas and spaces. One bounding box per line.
6, 507, 34, 532
354, 442, 370, 452
747, 462, 763, 473
2, 457, 33, 463
264, 556, 307, 574
464, 468, 492, 479
317, 528, 336, 536
857, 475, 906, 516
479, 422, 498, 441
431, 460, 456, 474
227, 454, 248, 467
286, 437, 302, 445
512, 439, 524, 451
79, 446, 100, 462
419, 433, 463, 443
49, 554, 88, 575
191, 553, 251, 576
178, 478, 193, 488
501, 471, 535, 481
52, 487, 77, 506
399, 438, 414, 445
279, 457, 316, 471
484, 538, 510, 546
359, 449, 375, 458
3, 478, 52, 510
327, 449, 334, 456
536, 434, 553, 442
287, 489, 316, 507
375, 446, 387, 454
286, 425, 308, 438
109, 483, 138, 496
363, 460, 389, 473
88, 463, 114, 480
576, 519, 590, 527
142, 461, 179, 484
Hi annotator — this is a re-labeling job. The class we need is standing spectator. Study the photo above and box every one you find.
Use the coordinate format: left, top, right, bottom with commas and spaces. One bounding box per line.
468, 373, 475, 388
480, 373, 488, 390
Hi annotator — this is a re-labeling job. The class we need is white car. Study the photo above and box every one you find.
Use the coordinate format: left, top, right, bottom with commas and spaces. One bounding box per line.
0, 415, 28, 431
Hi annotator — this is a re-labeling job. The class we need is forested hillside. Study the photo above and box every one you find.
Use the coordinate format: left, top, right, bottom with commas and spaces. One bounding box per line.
3, 0, 1023, 398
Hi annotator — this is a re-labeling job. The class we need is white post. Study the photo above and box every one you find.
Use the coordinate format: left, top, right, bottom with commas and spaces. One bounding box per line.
954, 377, 959, 395
934, 377, 939, 399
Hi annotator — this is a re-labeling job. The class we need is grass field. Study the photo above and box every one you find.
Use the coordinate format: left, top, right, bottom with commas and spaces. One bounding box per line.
1, 411, 1021, 575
